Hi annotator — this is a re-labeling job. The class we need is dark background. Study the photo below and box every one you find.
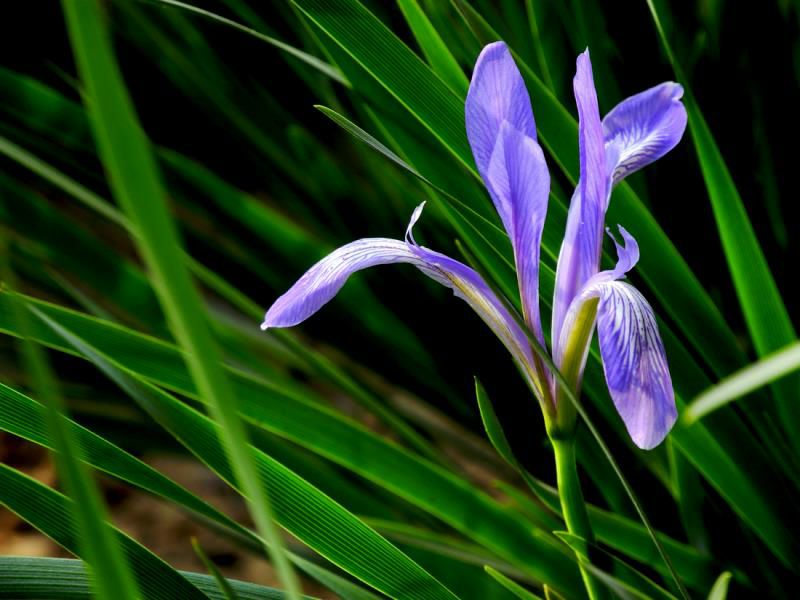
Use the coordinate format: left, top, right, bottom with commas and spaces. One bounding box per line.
2, 2, 798, 593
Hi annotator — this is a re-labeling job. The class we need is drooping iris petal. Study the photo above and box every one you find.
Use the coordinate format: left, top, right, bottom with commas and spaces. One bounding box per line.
485, 122, 550, 342
465, 41, 537, 180
603, 82, 687, 186
591, 281, 676, 449
261, 237, 420, 329
557, 229, 675, 449
552, 49, 609, 351
262, 204, 540, 395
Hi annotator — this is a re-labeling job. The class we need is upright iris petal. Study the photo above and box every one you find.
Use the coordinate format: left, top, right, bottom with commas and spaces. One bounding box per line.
465, 41, 537, 176
485, 122, 550, 342
552, 50, 609, 352
466, 42, 550, 342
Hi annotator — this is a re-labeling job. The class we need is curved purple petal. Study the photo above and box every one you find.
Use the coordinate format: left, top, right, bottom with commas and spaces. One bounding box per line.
262, 237, 421, 329
485, 122, 550, 343
600, 225, 640, 282
466, 41, 537, 181
556, 229, 675, 449
262, 204, 541, 396
552, 49, 610, 351
603, 82, 687, 186
593, 282, 676, 449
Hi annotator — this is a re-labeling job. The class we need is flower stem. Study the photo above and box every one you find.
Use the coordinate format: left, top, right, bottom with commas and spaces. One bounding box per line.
551, 436, 606, 600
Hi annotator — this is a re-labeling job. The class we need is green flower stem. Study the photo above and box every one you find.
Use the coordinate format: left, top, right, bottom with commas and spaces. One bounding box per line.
551, 436, 606, 600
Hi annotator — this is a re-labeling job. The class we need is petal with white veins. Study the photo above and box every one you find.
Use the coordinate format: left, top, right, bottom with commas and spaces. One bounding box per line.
603, 82, 687, 186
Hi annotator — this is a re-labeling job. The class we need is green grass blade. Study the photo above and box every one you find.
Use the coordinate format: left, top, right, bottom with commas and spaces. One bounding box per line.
191, 539, 238, 600
0, 557, 293, 600
484, 566, 543, 600
685, 342, 800, 423
396, 0, 468, 94
62, 1, 301, 595
0, 291, 581, 594
35, 308, 462, 600
707, 572, 732, 600
645, 0, 800, 447
555, 532, 676, 600
144, 0, 347, 85
0, 129, 439, 459
0, 303, 717, 593
0, 464, 210, 600
1, 257, 140, 600
0, 381, 383, 600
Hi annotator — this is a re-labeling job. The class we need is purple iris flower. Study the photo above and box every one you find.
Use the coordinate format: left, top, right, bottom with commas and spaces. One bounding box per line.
262, 43, 686, 450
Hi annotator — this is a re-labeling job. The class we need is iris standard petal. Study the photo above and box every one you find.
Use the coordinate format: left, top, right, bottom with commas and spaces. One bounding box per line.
263, 204, 540, 395
465, 41, 537, 181
552, 49, 609, 350
486, 121, 550, 342
603, 82, 687, 186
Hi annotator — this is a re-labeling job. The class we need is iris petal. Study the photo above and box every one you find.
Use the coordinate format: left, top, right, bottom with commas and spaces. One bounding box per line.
603, 82, 687, 186
485, 122, 550, 342
557, 229, 676, 449
465, 43, 550, 345
263, 204, 539, 394
552, 49, 609, 351
465, 41, 537, 180
593, 281, 676, 449
262, 238, 422, 329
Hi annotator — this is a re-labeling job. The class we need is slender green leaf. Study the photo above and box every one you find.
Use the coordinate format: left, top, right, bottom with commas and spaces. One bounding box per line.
0, 291, 581, 595
555, 532, 677, 600
146, 0, 347, 84
63, 1, 301, 594
707, 572, 732, 600
686, 342, 800, 423
36, 308, 463, 600
2, 256, 140, 600
484, 567, 543, 600
396, 0, 468, 94
191, 539, 238, 600
0, 381, 383, 600
0, 557, 298, 600
0, 464, 209, 600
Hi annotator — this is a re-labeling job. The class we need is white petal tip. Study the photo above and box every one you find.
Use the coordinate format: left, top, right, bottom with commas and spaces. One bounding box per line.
260, 321, 270, 331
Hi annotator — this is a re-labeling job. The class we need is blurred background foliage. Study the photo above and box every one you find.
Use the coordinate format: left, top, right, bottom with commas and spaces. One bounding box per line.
0, 0, 798, 598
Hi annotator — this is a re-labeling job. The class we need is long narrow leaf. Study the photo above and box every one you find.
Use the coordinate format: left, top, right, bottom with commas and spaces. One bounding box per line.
63, 1, 302, 594
686, 342, 800, 423
0, 464, 209, 600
